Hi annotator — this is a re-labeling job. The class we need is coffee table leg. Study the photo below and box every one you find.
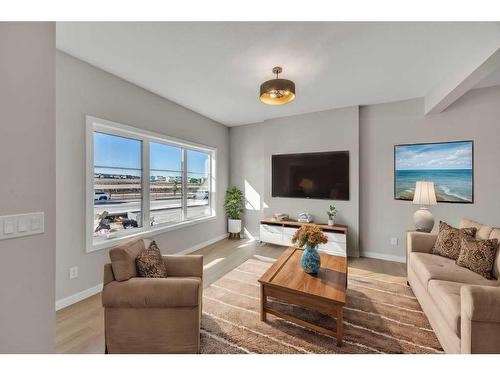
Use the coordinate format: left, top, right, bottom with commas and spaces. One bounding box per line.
336, 308, 343, 347
260, 285, 267, 322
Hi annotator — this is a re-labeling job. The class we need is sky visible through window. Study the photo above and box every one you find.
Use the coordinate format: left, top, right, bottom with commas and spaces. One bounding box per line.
94, 132, 209, 176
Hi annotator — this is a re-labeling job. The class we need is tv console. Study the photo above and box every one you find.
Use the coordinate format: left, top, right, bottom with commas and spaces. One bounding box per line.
259, 219, 347, 257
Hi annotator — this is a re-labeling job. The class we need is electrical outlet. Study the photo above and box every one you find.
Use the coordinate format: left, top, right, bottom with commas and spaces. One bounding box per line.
390, 237, 399, 246
69, 266, 79, 279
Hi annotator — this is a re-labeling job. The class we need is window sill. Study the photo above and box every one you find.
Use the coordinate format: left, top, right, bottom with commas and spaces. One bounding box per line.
87, 214, 217, 253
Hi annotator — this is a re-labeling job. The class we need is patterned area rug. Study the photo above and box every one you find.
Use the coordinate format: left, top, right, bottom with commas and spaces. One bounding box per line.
200, 257, 443, 354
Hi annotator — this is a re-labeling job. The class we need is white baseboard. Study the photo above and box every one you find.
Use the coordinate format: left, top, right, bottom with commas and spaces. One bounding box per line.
360, 251, 406, 263
55, 233, 229, 311
56, 283, 103, 311
178, 233, 229, 254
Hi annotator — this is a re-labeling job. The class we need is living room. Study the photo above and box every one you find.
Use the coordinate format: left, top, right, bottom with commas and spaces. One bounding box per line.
1, 1, 500, 371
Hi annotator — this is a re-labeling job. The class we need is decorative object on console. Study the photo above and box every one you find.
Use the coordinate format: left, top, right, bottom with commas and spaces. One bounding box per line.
292, 225, 328, 274
273, 213, 289, 221
394, 140, 473, 203
259, 66, 296, 105
297, 212, 313, 223
412, 181, 437, 232
224, 186, 244, 239
327, 204, 337, 226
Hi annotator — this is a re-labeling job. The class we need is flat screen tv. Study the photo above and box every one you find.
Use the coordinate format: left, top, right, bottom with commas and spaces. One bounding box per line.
272, 151, 349, 200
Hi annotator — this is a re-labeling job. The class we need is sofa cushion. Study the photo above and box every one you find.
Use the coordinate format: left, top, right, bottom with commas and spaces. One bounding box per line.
460, 218, 493, 240
102, 276, 201, 308
409, 252, 498, 290
428, 280, 462, 337
136, 240, 168, 278
432, 221, 476, 260
456, 237, 498, 279
109, 238, 146, 282
489, 228, 500, 279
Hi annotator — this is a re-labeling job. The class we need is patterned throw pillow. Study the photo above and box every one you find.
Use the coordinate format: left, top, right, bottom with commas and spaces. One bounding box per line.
456, 237, 499, 279
432, 221, 477, 260
135, 240, 168, 278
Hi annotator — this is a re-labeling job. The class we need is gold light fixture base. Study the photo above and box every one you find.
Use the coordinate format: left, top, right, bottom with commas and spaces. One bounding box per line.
260, 66, 295, 105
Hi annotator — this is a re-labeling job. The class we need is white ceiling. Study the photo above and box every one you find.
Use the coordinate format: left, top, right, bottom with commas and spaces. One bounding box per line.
56, 22, 500, 126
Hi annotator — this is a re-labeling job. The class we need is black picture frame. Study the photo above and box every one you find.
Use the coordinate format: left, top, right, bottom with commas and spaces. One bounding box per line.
393, 140, 474, 204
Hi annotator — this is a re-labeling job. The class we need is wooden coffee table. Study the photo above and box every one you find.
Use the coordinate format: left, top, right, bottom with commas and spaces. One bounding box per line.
258, 246, 347, 346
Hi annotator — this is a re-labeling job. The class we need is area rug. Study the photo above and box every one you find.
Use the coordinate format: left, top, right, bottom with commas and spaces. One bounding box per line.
199, 256, 443, 354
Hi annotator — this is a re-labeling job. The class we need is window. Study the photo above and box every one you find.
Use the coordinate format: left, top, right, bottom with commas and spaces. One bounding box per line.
87, 116, 215, 252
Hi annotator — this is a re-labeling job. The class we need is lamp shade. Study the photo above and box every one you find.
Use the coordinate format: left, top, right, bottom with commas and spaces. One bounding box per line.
413, 181, 437, 206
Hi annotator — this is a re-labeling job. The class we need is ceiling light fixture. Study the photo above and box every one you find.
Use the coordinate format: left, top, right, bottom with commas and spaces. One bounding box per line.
259, 66, 296, 105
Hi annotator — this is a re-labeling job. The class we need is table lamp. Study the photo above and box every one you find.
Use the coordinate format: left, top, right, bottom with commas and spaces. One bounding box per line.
413, 181, 437, 233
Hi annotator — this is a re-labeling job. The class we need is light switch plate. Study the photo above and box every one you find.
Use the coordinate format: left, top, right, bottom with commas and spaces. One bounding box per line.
0, 212, 44, 240
4, 219, 15, 234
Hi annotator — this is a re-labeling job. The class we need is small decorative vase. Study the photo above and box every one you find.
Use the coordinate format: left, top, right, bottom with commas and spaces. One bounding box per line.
301, 244, 321, 274
328, 219, 334, 226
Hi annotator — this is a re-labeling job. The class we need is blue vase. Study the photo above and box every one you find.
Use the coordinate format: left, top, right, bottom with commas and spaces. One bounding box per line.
301, 245, 321, 274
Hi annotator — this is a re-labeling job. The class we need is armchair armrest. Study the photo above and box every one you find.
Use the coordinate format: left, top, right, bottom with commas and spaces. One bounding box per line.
102, 277, 201, 308
461, 285, 500, 353
407, 231, 437, 254
162, 254, 203, 278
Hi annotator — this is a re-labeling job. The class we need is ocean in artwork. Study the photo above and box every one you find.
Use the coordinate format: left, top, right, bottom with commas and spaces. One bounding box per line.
395, 169, 472, 202
394, 141, 473, 203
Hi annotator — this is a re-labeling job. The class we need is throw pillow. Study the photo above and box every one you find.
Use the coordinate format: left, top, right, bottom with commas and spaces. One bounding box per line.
136, 240, 168, 278
456, 237, 499, 279
432, 221, 477, 260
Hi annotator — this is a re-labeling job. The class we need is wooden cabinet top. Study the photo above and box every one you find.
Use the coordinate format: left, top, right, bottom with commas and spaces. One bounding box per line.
260, 218, 348, 234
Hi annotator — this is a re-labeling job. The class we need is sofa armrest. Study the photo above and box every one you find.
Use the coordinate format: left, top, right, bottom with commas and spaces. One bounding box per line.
461, 285, 500, 353
461, 285, 500, 323
162, 255, 203, 278
407, 231, 437, 254
102, 277, 201, 308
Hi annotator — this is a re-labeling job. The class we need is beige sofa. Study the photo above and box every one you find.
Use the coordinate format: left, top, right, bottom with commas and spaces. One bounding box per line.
102, 238, 203, 354
407, 218, 500, 354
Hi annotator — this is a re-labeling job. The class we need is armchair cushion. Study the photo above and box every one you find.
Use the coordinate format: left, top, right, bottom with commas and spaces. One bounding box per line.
136, 240, 167, 278
109, 238, 146, 281
102, 276, 201, 308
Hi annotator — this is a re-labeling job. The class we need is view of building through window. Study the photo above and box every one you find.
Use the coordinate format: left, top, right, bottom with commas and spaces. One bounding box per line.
92, 128, 212, 243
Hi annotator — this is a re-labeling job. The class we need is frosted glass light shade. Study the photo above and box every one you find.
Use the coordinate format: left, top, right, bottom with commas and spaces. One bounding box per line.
413, 181, 437, 206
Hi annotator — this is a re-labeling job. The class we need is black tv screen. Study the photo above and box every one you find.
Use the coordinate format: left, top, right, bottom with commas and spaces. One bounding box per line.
272, 151, 349, 200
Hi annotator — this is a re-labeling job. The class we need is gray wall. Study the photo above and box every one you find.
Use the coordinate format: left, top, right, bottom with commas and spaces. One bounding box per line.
230, 106, 360, 256
360, 86, 500, 261
56, 52, 229, 301
0, 23, 56, 353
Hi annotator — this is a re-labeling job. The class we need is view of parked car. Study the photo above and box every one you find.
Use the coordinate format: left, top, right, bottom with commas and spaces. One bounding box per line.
94, 191, 111, 201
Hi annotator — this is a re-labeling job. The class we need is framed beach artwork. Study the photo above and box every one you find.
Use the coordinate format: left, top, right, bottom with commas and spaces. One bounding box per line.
394, 140, 473, 203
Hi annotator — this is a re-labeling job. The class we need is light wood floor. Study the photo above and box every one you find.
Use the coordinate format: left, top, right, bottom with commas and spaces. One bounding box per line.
55, 238, 407, 353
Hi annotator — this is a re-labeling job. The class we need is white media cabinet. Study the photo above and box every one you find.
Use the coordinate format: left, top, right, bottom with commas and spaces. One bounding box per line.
259, 219, 347, 257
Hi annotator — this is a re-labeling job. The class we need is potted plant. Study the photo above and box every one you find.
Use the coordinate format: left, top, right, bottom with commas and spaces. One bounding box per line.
292, 225, 328, 274
224, 186, 244, 238
327, 204, 337, 226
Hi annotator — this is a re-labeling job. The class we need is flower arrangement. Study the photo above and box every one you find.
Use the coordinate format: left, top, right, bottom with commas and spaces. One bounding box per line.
327, 204, 337, 220
292, 225, 328, 248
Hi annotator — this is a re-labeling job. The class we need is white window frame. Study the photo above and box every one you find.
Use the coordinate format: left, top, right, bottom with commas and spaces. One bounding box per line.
86, 115, 216, 252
